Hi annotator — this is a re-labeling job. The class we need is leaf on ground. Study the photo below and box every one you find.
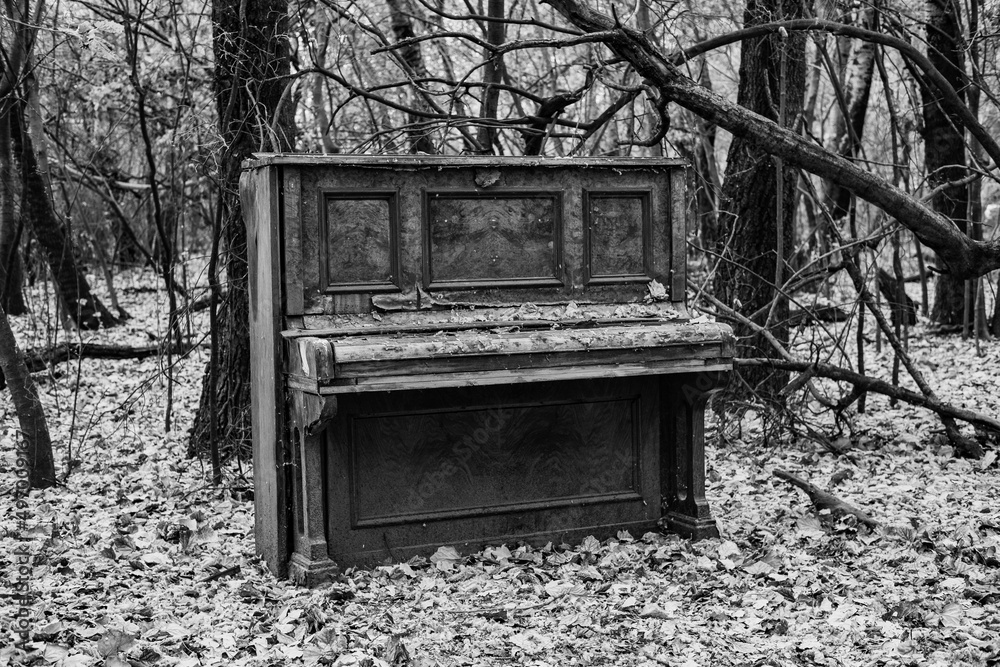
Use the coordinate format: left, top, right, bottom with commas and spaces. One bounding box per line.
384, 634, 411, 666
744, 561, 774, 576
544, 580, 577, 598
430, 545, 462, 571
97, 629, 136, 657
509, 630, 553, 655
482, 544, 511, 563
140, 551, 170, 566
639, 603, 673, 620
938, 602, 965, 628
718, 540, 741, 560
579, 535, 601, 554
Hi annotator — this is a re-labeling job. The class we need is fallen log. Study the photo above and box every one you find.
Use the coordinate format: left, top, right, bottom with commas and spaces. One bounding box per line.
0, 342, 195, 390
774, 469, 879, 528
740, 357, 995, 456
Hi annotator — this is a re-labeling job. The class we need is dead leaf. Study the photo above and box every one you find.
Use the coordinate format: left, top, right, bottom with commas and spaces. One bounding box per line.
97, 629, 136, 658
717, 540, 740, 560
544, 580, 577, 598
141, 552, 170, 566
430, 545, 462, 571
639, 603, 672, 620
579, 535, 601, 554
743, 561, 774, 576
509, 630, 553, 655
384, 634, 411, 667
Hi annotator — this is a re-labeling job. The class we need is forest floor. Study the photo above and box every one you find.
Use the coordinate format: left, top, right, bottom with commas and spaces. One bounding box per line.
1, 269, 999, 667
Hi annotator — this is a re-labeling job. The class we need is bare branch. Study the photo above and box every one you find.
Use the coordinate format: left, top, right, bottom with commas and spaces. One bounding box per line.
541, 0, 1000, 279
668, 18, 1000, 172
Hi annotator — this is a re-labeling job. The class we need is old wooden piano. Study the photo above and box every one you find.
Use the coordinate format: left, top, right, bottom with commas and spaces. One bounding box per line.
242, 155, 734, 584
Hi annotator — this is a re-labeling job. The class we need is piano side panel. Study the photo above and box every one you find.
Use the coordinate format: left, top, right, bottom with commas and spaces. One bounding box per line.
242, 165, 290, 578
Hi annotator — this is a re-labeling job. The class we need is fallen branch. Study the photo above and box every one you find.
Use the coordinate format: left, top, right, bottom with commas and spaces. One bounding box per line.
774, 469, 879, 528
0, 343, 198, 390
832, 250, 983, 458
740, 357, 999, 441
26, 342, 187, 370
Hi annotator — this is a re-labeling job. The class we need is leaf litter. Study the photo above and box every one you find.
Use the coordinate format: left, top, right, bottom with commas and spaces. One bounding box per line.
0, 269, 998, 667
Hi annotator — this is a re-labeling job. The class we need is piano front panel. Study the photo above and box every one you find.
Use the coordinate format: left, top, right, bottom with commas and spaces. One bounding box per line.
319, 190, 400, 292
424, 190, 563, 287
291, 161, 678, 317
584, 190, 654, 283
324, 378, 661, 566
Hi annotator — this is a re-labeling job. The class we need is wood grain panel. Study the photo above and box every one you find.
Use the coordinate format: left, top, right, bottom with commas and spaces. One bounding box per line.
242, 166, 289, 577
320, 191, 399, 292
348, 396, 638, 525
584, 191, 653, 282
323, 378, 663, 567
424, 191, 562, 287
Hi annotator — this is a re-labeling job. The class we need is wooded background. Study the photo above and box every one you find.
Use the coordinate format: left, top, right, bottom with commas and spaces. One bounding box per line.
1, 0, 998, 486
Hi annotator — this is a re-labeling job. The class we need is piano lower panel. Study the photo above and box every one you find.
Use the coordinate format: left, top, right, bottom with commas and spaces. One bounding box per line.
322, 378, 661, 566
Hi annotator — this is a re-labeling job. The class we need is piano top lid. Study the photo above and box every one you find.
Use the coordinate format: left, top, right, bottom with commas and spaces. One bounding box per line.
242, 153, 690, 171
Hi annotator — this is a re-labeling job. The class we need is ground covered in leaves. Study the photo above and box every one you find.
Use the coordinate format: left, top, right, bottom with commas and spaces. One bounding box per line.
1, 271, 999, 667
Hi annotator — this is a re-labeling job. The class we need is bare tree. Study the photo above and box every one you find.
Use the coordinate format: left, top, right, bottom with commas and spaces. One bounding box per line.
0, 299, 55, 489
189, 0, 295, 467
920, 0, 971, 325
713, 0, 806, 404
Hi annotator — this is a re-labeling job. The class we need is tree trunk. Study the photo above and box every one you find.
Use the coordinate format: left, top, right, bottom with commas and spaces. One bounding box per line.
189, 0, 294, 459
677, 60, 720, 250
921, 0, 969, 325
0, 300, 55, 490
386, 0, 437, 154
822, 5, 876, 225
477, 0, 505, 153
11, 103, 118, 330
0, 106, 26, 315
714, 0, 806, 404
310, 9, 340, 154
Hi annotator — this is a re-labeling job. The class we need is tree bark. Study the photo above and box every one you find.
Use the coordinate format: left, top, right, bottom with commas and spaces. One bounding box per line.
190, 0, 294, 459
0, 300, 54, 489
714, 0, 806, 404
676, 60, 719, 249
477, 0, 506, 153
822, 5, 877, 225
921, 0, 969, 325
541, 0, 1000, 279
0, 106, 25, 315
386, 0, 437, 153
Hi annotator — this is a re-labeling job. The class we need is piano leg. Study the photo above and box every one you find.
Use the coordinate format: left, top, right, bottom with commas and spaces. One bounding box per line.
660, 371, 726, 540
288, 392, 340, 586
